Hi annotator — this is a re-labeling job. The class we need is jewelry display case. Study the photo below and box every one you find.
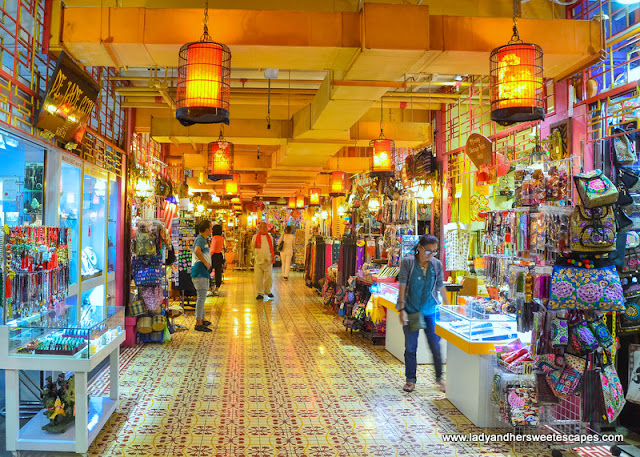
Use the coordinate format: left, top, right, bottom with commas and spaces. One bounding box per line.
81, 168, 107, 280
107, 176, 119, 274
4, 304, 124, 359
437, 304, 518, 343
59, 160, 81, 285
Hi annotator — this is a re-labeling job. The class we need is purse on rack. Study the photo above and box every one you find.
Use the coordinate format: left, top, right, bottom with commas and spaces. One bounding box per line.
600, 361, 626, 422
620, 167, 640, 192
132, 255, 164, 286
617, 183, 634, 207
613, 127, 637, 166
574, 170, 619, 208
618, 295, 640, 333
582, 354, 607, 422
617, 208, 634, 232
570, 205, 616, 252
548, 264, 625, 312
550, 317, 569, 347
547, 354, 587, 398
589, 317, 614, 348
567, 313, 599, 356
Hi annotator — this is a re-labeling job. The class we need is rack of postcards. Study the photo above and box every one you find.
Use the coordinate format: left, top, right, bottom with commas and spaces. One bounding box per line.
1, 227, 70, 324
482, 153, 629, 446
130, 220, 169, 343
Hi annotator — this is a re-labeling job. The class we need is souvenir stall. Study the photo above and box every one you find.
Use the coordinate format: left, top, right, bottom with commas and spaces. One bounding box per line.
171, 213, 197, 306
0, 226, 125, 454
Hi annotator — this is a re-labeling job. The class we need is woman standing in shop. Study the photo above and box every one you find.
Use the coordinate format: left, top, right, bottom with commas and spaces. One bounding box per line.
209, 224, 226, 295
252, 221, 275, 300
278, 225, 296, 280
191, 220, 213, 333
397, 234, 450, 393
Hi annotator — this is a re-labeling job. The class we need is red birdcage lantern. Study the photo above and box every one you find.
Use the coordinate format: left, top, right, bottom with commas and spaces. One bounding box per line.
309, 188, 320, 206
225, 173, 239, 196
288, 196, 296, 209
490, 24, 543, 126
296, 194, 305, 209
176, 3, 231, 126
370, 136, 395, 178
330, 171, 346, 197
208, 132, 234, 180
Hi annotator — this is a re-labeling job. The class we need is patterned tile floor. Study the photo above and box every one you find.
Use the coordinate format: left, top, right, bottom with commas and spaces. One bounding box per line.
82, 271, 583, 457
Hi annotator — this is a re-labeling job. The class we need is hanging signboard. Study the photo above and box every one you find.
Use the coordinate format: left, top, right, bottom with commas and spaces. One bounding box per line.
34, 52, 101, 146
466, 133, 493, 169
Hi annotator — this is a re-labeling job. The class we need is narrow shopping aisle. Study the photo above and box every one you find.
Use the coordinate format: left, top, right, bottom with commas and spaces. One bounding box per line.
87, 272, 557, 457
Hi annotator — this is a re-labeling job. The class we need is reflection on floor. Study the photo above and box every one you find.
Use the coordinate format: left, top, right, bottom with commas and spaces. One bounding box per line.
84, 271, 582, 457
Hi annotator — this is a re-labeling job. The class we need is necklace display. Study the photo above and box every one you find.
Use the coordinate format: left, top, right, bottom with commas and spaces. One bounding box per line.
3, 226, 70, 321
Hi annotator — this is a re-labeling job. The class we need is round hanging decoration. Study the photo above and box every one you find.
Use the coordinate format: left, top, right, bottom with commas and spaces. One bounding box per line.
155, 177, 172, 198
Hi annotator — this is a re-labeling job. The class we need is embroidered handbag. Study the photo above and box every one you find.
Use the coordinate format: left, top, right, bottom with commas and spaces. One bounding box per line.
574, 170, 619, 208
550, 318, 568, 347
570, 206, 616, 252
568, 316, 599, 356
600, 362, 626, 422
589, 318, 613, 348
547, 354, 586, 398
548, 264, 625, 312
612, 128, 637, 166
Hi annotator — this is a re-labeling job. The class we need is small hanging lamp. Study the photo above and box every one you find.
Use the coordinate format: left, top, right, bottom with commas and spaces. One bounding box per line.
208, 129, 234, 180
490, 4, 544, 126
288, 196, 296, 209
370, 99, 395, 178
296, 193, 305, 209
176, 0, 231, 126
309, 187, 320, 206
330, 171, 346, 197
225, 173, 239, 196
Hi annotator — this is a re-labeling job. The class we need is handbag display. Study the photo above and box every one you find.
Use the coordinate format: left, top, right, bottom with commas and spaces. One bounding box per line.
618, 296, 640, 333
547, 354, 586, 398
612, 127, 637, 166
132, 255, 164, 286
568, 316, 599, 356
582, 354, 607, 422
570, 205, 616, 252
616, 208, 634, 232
619, 167, 640, 192
548, 264, 625, 312
616, 183, 634, 207
574, 169, 619, 208
600, 362, 626, 422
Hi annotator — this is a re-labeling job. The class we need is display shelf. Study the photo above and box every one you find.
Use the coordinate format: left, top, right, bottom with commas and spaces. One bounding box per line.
15, 397, 117, 453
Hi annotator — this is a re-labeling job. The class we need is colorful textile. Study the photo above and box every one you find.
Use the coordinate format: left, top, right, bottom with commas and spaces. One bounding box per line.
548, 265, 625, 312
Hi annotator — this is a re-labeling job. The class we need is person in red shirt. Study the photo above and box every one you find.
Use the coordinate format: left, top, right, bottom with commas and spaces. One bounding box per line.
209, 224, 226, 296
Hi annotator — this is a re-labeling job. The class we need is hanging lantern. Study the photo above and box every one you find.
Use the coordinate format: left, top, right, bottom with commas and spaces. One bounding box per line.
296, 194, 305, 209
288, 196, 296, 209
208, 133, 234, 180
370, 136, 395, 178
176, 3, 231, 126
368, 195, 381, 212
134, 174, 153, 198
225, 173, 239, 196
490, 24, 543, 126
330, 171, 346, 197
309, 188, 320, 206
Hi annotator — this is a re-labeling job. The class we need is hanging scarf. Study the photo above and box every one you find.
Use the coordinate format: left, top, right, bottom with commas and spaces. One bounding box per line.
255, 233, 275, 263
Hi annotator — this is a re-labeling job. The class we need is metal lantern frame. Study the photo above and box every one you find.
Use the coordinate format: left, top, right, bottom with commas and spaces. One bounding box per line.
329, 171, 346, 197
309, 187, 321, 206
208, 132, 234, 181
176, 2, 231, 127
225, 173, 239, 197
490, 24, 544, 126
370, 134, 395, 178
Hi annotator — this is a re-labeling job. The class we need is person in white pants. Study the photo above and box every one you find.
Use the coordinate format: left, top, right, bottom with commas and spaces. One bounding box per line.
279, 225, 296, 280
252, 222, 275, 300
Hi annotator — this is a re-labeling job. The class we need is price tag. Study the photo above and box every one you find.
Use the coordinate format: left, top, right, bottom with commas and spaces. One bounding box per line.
523, 362, 533, 375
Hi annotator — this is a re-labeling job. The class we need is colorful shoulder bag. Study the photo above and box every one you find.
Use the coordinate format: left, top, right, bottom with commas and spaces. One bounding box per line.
574, 170, 619, 208
570, 205, 616, 252
548, 264, 625, 312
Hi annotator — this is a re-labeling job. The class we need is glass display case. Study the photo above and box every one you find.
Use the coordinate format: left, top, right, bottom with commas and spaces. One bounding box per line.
107, 177, 119, 273
81, 169, 107, 280
438, 304, 518, 342
60, 161, 81, 285
376, 282, 399, 304
6, 304, 124, 359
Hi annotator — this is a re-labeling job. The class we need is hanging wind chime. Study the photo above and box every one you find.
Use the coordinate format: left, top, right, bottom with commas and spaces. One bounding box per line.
208, 128, 234, 181
176, 0, 231, 126
489, 1, 544, 126
370, 98, 395, 178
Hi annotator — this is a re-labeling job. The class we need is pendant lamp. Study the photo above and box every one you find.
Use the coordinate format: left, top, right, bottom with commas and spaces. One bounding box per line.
176, 0, 231, 126
288, 196, 296, 209
370, 99, 395, 178
490, 12, 544, 126
309, 187, 320, 206
225, 173, 239, 196
330, 171, 346, 197
296, 194, 305, 209
208, 130, 234, 180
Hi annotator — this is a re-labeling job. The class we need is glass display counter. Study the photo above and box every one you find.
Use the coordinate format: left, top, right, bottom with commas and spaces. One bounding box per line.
81, 169, 107, 280
5, 304, 123, 360
107, 177, 119, 273
437, 304, 518, 343
60, 161, 81, 285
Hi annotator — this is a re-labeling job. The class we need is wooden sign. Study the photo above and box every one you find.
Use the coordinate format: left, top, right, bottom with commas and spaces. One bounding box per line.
466, 133, 493, 169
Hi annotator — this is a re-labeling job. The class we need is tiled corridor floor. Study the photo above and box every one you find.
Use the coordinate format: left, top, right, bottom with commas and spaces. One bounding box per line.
85, 271, 572, 457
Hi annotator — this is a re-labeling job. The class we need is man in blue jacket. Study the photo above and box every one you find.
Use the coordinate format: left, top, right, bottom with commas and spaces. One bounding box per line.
397, 234, 450, 393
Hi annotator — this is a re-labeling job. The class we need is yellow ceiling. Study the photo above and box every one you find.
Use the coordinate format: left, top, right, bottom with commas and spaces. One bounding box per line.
55, 1, 599, 198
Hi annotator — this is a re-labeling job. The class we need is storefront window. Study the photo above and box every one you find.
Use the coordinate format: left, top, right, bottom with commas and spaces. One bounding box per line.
0, 131, 44, 227
81, 171, 107, 280
60, 161, 82, 285
107, 177, 119, 273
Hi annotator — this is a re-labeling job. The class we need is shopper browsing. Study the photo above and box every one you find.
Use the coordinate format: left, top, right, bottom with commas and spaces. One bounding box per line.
209, 224, 226, 295
397, 234, 450, 393
278, 225, 296, 280
252, 222, 275, 300
191, 220, 213, 333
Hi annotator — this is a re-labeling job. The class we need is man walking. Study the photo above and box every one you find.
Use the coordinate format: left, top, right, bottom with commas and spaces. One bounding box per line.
397, 234, 450, 393
252, 222, 275, 300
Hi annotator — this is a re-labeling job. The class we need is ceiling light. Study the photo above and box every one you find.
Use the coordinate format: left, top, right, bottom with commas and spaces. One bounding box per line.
330, 171, 346, 197
309, 188, 320, 206
370, 99, 395, 178
176, 0, 231, 126
208, 130, 234, 180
